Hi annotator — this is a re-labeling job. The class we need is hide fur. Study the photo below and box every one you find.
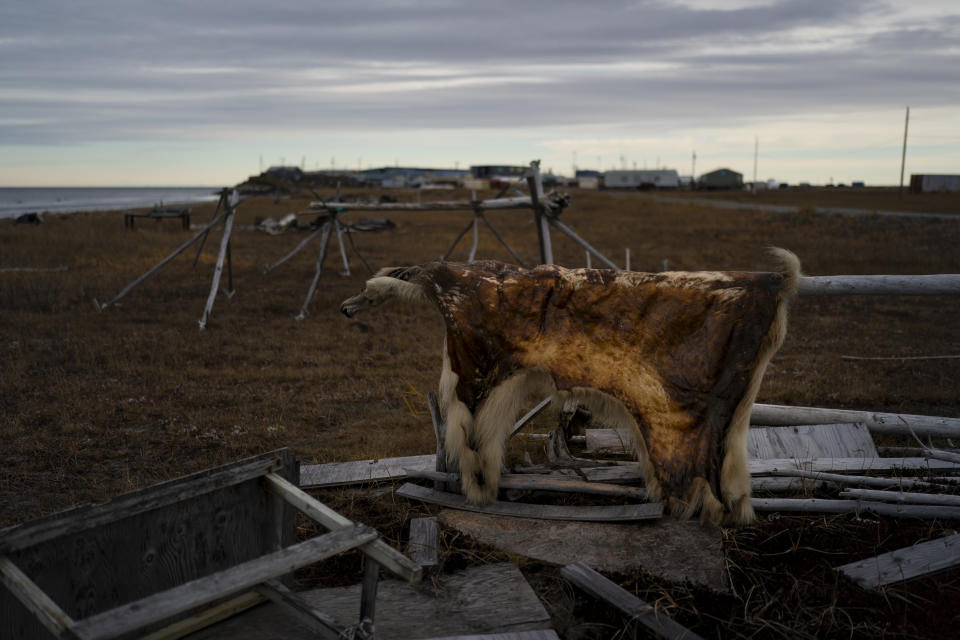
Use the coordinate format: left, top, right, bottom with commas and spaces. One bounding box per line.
341, 250, 800, 525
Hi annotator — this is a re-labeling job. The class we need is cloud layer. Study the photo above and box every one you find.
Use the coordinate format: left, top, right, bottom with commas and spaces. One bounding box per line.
2, 1, 958, 184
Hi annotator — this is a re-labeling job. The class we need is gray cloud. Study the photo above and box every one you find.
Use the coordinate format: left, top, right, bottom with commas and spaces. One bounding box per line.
1, 0, 957, 147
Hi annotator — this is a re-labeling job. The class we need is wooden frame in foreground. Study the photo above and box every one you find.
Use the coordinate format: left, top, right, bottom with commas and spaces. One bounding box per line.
0, 449, 421, 640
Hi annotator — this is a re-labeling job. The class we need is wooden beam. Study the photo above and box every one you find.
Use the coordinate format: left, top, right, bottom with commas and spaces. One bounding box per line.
751, 403, 960, 439
838, 488, 960, 507
139, 591, 266, 640
405, 469, 648, 500
766, 468, 953, 491
748, 457, 960, 475
747, 423, 878, 459
396, 483, 662, 522
255, 580, 341, 639
751, 498, 960, 519
263, 473, 423, 584
836, 533, 960, 589
198, 190, 238, 329
798, 274, 960, 296
0, 556, 75, 638
68, 525, 378, 640
299, 454, 436, 489
561, 562, 705, 640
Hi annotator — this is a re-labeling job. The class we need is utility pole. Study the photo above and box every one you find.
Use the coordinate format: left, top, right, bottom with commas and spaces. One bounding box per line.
899, 106, 910, 199
752, 136, 758, 194
691, 150, 697, 190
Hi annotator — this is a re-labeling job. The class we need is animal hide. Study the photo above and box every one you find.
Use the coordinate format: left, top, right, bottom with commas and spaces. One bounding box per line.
341, 250, 800, 525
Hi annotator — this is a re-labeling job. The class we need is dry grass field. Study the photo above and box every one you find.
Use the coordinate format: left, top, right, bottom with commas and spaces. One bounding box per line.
2, 186, 959, 638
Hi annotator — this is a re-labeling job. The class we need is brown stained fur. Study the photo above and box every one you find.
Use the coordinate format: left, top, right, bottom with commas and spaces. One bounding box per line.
342, 251, 800, 525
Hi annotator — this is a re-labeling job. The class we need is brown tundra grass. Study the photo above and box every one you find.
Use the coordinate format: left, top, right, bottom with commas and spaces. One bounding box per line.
1, 187, 959, 638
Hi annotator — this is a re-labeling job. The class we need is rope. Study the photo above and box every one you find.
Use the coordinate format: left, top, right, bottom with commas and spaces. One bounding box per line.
338, 617, 375, 639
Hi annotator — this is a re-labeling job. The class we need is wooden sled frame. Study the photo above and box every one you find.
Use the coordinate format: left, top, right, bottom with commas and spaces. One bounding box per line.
0, 449, 421, 640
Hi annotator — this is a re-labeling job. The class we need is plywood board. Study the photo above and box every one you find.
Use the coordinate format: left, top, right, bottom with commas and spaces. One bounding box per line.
836, 533, 960, 589
187, 563, 552, 640
439, 510, 727, 592
299, 454, 436, 488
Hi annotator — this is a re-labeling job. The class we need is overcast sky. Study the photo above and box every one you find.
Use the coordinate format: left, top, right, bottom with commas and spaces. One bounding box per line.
2, 0, 958, 186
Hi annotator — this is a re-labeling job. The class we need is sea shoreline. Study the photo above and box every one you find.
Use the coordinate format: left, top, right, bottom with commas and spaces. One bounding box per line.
0, 186, 222, 219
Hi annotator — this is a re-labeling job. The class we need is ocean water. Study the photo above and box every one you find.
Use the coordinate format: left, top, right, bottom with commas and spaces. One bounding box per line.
0, 187, 221, 219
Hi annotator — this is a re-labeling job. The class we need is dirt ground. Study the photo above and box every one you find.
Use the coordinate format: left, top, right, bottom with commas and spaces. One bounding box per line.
2, 186, 959, 638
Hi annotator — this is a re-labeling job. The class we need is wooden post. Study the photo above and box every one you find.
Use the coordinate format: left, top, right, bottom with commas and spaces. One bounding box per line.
96, 206, 228, 311
359, 557, 380, 626
296, 222, 332, 320
526, 160, 553, 265
198, 189, 238, 330
333, 213, 351, 276
468, 211, 480, 263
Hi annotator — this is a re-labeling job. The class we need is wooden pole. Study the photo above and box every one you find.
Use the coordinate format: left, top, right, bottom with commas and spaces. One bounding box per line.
899, 105, 909, 199
477, 210, 526, 267
751, 403, 960, 439
296, 222, 332, 320
264, 224, 327, 274
545, 216, 618, 269
798, 274, 960, 296
198, 189, 238, 330
526, 160, 553, 265
468, 211, 479, 263
96, 206, 228, 311
333, 214, 351, 275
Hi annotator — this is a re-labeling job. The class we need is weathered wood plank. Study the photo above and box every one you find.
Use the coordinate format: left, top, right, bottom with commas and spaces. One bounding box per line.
583, 423, 880, 459
255, 580, 341, 639
0, 556, 74, 638
0, 450, 285, 554
838, 488, 960, 506
139, 591, 266, 640
561, 562, 705, 640
405, 469, 648, 500
68, 525, 378, 640
396, 483, 662, 522
766, 468, 953, 491
426, 632, 561, 640
187, 563, 552, 640
748, 457, 960, 475
747, 423, 878, 459
2, 450, 297, 640
836, 533, 960, 589
264, 473, 423, 584
408, 517, 440, 572
751, 404, 960, 439
798, 274, 960, 296
440, 510, 726, 592
299, 454, 436, 489
751, 498, 960, 519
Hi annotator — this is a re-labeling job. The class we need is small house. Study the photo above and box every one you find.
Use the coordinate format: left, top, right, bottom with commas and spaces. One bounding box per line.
699, 168, 743, 190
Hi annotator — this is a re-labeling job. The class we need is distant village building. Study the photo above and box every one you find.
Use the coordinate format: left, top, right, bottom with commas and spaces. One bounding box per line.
263, 166, 304, 182
575, 169, 601, 190
466, 165, 528, 189
910, 174, 960, 193
698, 168, 743, 190
602, 169, 680, 189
